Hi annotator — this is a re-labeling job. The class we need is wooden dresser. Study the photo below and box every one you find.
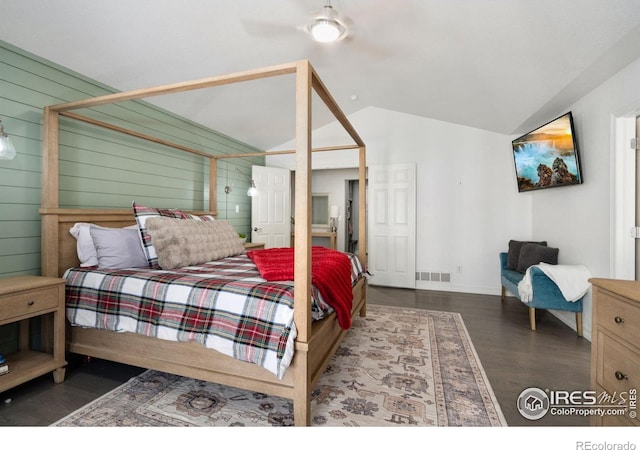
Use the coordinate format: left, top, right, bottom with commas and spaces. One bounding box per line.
589, 278, 639, 426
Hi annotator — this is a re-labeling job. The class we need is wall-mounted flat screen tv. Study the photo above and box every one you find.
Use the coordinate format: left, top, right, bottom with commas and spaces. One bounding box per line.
511, 112, 582, 192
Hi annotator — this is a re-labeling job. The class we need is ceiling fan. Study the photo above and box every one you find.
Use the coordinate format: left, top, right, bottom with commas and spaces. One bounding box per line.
305, 1, 349, 43
241, 1, 389, 58
242, 1, 351, 44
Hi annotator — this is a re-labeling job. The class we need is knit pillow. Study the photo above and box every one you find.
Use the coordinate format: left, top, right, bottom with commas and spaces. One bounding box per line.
132, 202, 215, 268
145, 217, 245, 269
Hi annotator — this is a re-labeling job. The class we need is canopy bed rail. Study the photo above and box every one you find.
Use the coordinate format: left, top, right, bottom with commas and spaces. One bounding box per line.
40, 60, 366, 426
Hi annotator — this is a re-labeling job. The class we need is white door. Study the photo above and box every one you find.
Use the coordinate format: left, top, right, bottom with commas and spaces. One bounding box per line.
367, 162, 416, 288
251, 165, 291, 248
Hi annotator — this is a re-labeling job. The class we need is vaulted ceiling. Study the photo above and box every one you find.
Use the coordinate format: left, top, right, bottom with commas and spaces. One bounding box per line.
2, 0, 640, 149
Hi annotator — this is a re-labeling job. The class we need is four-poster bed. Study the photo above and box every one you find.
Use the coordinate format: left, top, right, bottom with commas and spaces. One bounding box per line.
39, 60, 367, 426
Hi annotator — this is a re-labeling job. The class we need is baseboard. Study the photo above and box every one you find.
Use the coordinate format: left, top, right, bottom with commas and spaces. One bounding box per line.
414, 281, 500, 296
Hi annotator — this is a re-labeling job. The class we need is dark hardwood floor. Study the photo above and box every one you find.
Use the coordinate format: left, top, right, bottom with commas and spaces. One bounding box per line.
0, 286, 592, 427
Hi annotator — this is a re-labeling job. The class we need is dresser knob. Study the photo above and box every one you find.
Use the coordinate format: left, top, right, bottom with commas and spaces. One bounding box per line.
614, 371, 628, 381
614, 316, 624, 324
27, 300, 35, 306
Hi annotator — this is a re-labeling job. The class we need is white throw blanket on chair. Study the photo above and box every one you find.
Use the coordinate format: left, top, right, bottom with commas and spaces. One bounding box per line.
518, 262, 592, 303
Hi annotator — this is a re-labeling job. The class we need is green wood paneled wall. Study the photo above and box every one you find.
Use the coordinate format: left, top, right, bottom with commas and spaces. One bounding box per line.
0, 41, 264, 353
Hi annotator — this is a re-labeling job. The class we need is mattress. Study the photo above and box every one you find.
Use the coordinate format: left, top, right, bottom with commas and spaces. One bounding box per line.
64, 252, 366, 379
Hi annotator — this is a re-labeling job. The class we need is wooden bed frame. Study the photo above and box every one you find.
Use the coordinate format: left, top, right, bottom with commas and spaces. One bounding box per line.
39, 60, 367, 426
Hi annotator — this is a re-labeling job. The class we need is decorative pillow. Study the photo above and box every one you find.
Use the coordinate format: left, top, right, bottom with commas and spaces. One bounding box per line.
507, 240, 547, 270
145, 217, 245, 270
70, 222, 138, 267
89, 224, 149, 269
132, 202, 215, 268
516, 243, 559, 273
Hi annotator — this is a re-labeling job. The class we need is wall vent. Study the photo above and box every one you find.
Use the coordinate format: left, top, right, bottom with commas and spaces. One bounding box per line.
417, 272, 451, 282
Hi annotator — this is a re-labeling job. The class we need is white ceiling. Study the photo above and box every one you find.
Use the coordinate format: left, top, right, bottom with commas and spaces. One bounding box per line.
2, 0, 640, 150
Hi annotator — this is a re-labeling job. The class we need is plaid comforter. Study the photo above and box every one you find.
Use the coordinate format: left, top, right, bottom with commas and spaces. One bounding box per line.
64, 252, 366, 379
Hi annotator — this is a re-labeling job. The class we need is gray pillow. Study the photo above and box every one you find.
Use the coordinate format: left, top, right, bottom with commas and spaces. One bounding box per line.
90, 225, 149, 269
516, 243, 558, 273
507, 240, 547, 270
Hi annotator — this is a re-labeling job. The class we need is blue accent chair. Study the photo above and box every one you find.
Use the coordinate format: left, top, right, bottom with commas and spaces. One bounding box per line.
500, 252, 583, 336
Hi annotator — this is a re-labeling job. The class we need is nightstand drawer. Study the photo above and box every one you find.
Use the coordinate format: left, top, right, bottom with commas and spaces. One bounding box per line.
0, 286, 59, 322
597, 290, 640, 343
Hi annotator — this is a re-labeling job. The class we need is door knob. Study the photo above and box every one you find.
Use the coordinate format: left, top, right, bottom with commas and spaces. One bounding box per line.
253, 227, 263, 232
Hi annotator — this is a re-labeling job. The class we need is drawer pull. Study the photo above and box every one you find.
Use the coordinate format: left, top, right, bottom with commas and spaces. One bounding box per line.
27, 300, 35, 306
614, 316, 624, 324
614, 371, 628, 381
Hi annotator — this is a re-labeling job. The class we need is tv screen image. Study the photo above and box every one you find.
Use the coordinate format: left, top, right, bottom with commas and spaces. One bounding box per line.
511, 112, 582, 192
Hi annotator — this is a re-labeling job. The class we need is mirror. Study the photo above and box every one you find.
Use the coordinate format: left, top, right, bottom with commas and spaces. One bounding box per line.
311, 193, 330, 229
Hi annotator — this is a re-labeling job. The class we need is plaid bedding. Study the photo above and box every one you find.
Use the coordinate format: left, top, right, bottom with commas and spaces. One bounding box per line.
64, 252, 366, 379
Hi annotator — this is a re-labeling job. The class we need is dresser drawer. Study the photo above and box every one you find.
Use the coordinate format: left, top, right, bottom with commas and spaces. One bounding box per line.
595, 333, 640, 425
0, 286, 60, 322
596, 290, 640, 344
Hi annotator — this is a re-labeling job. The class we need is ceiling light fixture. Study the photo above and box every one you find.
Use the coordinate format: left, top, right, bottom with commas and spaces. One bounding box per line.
0, 118, 16, 160
309, 2, 346, 43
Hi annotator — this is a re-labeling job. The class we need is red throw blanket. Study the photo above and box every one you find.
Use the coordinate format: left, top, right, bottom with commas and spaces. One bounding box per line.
246, 246, 353, 329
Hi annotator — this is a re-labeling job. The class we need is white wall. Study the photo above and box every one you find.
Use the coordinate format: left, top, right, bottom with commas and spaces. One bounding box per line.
267, 107, 532, 296
530, 55, 640, 338
267, 55, 640, 341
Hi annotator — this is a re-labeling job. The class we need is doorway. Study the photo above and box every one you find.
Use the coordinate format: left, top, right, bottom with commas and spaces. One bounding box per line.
345, 179, 363, 254
636, 115, 640, 280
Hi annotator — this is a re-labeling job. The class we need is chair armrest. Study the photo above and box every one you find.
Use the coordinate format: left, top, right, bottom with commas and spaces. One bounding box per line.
529, 266, 565, 299
499, 252, 508, 270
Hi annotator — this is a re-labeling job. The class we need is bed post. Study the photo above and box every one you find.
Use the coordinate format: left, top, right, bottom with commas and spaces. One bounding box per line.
209, 157, 217, 213
358, 145, 367, 317
40, 106, 60, 278
293, 60, 313, 426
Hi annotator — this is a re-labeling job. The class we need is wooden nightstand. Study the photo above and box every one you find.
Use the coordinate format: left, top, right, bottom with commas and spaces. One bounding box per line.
0, 276, 67, 393
244, 242, 265, 250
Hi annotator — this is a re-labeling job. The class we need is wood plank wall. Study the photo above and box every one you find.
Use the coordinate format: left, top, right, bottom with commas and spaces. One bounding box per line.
0, 41, 265, 352
0, 40, 264, 278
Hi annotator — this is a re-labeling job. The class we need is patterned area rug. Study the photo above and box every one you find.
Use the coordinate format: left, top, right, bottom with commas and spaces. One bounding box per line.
52, 305, 506, 427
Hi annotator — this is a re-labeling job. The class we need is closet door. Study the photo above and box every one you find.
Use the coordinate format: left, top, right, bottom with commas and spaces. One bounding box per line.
367, 162, 416, 288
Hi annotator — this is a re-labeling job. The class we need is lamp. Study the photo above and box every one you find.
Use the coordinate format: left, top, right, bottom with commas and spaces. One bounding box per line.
330, 205, 339, 232
224, 166, 242, 194
0, 119, 16, 160
309, 3, 346, 43
247, 180, 258, 197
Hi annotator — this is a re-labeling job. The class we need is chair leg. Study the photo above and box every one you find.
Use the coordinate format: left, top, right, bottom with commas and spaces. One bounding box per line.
529, 307, 536, 331
501, 285, 505, 301
576, 312, 583, 337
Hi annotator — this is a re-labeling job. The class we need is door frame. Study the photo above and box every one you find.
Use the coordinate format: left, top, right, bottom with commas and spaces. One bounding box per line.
612, 104, 640, 280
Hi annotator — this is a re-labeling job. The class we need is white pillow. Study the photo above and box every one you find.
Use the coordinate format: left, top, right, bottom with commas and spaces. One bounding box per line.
69, 223, 138, 267
89, 224, 149, 269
